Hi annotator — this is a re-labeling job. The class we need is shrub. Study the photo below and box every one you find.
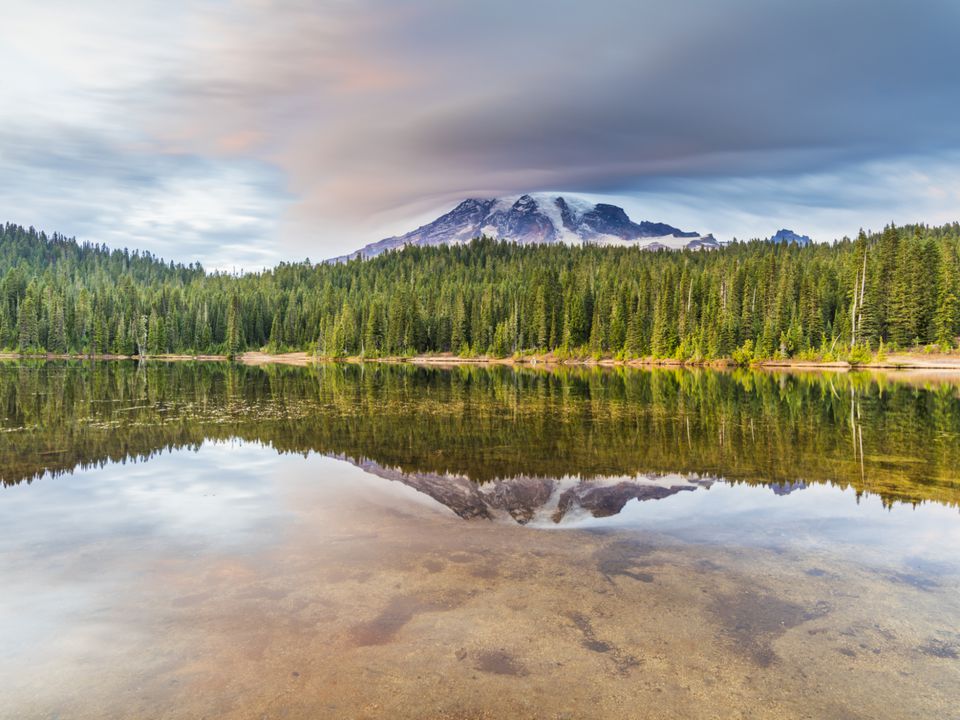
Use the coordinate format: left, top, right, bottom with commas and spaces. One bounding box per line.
846, 345, 872, 365
731, 339, 755, 366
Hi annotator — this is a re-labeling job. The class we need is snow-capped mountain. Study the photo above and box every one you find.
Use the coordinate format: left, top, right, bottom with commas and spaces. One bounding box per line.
767, 228, 812, 246
350, 457, 717, 525
333, 193, 718, 261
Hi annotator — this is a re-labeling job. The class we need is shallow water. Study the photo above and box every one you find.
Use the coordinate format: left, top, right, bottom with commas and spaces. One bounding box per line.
1, 361, 959, 719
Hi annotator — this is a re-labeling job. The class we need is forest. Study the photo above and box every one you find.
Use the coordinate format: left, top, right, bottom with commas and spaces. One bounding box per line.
1, 220, 958, 361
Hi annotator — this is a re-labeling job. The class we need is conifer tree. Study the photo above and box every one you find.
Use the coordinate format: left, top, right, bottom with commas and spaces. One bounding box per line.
935, 248, 960, 347
17, 294, 38, 350
365, 300, 384, 355
225, 294, 243, 359
2, 220, 959, 362
49, 301, 67, 353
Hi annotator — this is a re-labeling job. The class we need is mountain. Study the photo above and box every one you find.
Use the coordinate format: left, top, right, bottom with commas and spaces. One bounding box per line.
768, 228, 812, 246
351, 458, 717, 525
349, 459, 822, 525
334, 193, 718, 261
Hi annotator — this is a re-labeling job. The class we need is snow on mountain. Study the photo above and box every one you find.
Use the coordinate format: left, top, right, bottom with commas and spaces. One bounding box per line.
332, 193, 718, 261
350, 457, 717, 525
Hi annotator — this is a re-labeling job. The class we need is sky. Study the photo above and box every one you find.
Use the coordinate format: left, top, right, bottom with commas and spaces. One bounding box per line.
3, 0, 960, 271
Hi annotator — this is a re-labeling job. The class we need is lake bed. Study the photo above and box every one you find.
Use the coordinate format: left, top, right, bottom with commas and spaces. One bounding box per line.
1, 362, 959, 719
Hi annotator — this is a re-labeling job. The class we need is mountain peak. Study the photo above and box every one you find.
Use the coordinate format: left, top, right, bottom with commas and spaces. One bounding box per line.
768, 228, 812, 246
333, 194, 717, 261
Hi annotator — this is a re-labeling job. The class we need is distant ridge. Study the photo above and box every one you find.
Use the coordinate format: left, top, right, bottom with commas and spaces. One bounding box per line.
767, 228, 812, 246
333, 193, 718, 261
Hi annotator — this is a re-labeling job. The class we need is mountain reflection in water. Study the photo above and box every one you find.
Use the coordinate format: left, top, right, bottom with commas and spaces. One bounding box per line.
350, 459, 716, 523
2, 360, 959, 511
3, 360, 960, 720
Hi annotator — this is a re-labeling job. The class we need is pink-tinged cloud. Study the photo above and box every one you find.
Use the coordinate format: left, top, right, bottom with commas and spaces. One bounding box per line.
2, 0, 960, 264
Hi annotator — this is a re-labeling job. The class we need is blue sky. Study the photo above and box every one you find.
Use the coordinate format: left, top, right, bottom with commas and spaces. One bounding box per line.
3, 0, 960, 270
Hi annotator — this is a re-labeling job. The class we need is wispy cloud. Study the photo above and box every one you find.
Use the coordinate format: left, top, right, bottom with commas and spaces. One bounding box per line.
2, 0, 959, 263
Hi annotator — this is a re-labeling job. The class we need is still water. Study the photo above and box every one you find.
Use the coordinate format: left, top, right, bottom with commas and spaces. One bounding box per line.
1, 361, 959, 719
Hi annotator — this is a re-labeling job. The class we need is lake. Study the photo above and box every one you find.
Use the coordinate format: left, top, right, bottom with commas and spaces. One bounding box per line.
1, 361, 959, 719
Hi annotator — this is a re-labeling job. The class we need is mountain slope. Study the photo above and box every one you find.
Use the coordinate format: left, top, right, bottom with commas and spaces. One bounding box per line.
767, 228, 812, 246
334, 193, 718, 261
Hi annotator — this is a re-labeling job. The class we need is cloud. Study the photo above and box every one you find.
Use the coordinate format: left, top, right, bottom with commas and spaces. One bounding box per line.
0, 1, 291, 269
590, 153, 960, 243
0, 123, 289, 271
2, 0, 960, 262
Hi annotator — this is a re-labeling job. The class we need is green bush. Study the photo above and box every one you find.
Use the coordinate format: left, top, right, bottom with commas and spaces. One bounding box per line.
731, 339, 755, 366
846, 345, 873, 365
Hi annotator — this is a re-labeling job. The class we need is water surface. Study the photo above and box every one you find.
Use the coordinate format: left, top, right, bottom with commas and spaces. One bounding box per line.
1, 361, 959, 719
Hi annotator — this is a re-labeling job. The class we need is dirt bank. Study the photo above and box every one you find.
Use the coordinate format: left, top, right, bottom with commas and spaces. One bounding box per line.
3, 349, 960, 372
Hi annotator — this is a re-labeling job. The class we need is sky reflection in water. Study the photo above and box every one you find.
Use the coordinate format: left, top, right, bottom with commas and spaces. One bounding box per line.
1, 362, 959, 719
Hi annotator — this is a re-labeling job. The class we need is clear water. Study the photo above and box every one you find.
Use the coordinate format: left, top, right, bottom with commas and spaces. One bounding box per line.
1, 361, 958, 719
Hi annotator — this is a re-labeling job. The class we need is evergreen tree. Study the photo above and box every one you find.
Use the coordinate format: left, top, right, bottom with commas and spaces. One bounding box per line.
49, 300, 67, 353
1, 220, 959, 361
225, 294, 243, 359
935, 248, 960, 347
563, 287, 589, 348
534, 287, 549, 350
147, 309, 163, 356
364, 300, 384, 355
651, 270, 677, 357
887, 239, 921, 346
17, 294, 38, 350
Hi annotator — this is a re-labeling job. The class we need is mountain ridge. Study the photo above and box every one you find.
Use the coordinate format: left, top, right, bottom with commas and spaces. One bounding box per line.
333, 193, 719, 261
768, 228, 813, 246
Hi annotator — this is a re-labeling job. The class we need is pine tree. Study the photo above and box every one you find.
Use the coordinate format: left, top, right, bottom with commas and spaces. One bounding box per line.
608, 292, 627, 352
134, 315, 148, 357
113, 313, 130, 354
588, 301, 605, 355
165, 314, 179, 353
268, 312, 284, 351
1, 220, 959, 363
935, 248, 960, 347
93, 314, 108, 355
365, 300, 384, 355
534, 287, 549, 350
49, 301, 67, 353
147, 309, 164, 356
563, 287, 589, 348
888, 240, 920, 347
225, 294, 243, 359
17, 294, 38, 350
0, 304, 9, 349
625, 308, 643, 357
918, 237, 941, 343
491, 320, 509, 357
651, 270, 677, 357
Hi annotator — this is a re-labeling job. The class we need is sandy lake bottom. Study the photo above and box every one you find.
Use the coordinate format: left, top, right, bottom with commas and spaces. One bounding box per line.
2, 442, 959, 720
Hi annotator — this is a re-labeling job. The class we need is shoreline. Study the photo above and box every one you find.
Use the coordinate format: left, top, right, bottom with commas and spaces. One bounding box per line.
3, 350, 960, 372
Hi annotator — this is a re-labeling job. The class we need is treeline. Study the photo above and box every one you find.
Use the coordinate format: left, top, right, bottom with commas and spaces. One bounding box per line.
1, 220, 959, 360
